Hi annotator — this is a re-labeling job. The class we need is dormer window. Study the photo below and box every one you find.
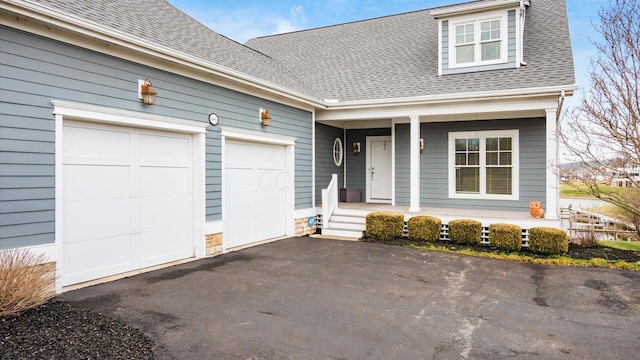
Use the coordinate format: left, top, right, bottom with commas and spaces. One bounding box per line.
449, 12, 507, 68
432, 0, 527, 75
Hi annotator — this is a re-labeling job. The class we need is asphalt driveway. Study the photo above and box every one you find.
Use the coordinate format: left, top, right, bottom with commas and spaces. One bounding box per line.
61, 237, 640, 359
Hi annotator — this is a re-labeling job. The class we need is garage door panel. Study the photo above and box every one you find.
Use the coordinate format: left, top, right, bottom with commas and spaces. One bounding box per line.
62, 122, 193, 287
61, 234, 132, 286
63, 199, 131, 243
139, 133, 190, 163
64, 165, 131, 201
224, 140, 286, 249
226, 141, 254, 163
138, 196, 191, 232
136, 227, 192, 268
139, 167, 190, 197
225, 168, 257, 192
64, 125, 131, 160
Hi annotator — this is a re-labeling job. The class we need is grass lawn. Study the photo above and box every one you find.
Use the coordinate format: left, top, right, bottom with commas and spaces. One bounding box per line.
560, 182, 624, 198
600, 240, 640, 252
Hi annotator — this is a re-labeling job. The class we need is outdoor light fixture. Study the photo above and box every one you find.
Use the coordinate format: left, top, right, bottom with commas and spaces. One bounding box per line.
420, 138, 424, 153
138, 78, 157, 105
353, 142, 361, 154
260, 108, 272, 126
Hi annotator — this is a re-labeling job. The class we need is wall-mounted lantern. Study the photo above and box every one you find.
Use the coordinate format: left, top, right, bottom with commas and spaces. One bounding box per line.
352, 142, 361, 154
260, 108, 272, 126
420, 138, 424, 153
138, 78, 158, 105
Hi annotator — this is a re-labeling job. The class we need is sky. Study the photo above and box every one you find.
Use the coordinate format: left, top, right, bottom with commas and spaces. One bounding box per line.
166, 0, 607, 107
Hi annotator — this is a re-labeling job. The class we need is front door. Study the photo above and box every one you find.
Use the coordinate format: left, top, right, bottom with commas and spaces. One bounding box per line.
366, 136, 392, 203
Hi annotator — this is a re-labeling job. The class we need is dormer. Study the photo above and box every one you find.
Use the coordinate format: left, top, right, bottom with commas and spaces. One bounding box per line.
431, 0, 529, 75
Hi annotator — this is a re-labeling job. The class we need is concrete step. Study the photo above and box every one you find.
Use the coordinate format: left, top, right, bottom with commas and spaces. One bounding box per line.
327, 221, 366, 231
321, 228, 364, 239
332, 207, 370, 217
329, 215, 366, 224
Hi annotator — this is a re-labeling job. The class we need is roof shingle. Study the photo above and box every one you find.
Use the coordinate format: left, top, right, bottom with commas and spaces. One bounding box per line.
246, 0, 576, 102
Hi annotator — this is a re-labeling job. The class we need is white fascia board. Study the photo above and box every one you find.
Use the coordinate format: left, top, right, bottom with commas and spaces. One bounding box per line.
431, 0, 521, 18
325, 84, 576, 110
317, 92, 566, 122
1, 1, 325, 110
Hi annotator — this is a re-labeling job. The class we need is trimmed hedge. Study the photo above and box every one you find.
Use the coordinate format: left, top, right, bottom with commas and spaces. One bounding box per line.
407, 216, 442, 243
365, 211, 404, 241
448, 219, 482, 245
489, 223, 522, 251
529, 227, 569, 254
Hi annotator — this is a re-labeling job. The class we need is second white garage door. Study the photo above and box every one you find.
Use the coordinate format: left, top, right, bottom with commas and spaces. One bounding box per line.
224, 139, 286, 249
61, 121, 193, 286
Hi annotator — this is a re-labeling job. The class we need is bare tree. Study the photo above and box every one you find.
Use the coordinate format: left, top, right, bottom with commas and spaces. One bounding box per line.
560, 0, 640, 228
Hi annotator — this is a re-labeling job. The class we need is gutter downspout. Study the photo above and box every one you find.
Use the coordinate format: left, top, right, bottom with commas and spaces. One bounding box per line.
519, 0, 530, 66
556, 90, 566, 120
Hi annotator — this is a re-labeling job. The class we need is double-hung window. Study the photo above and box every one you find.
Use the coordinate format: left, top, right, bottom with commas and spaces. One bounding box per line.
450, 11, 507, 67
449, 130, 519, 200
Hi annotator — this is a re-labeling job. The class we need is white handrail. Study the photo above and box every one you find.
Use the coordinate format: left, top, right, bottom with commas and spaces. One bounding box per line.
321, 174, 339, 228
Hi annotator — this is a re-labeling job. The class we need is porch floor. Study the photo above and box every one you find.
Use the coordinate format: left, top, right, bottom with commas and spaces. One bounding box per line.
335, 202, 561, 228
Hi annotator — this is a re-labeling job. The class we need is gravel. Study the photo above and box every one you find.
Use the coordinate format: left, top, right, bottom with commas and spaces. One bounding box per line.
0, 300, 155, 360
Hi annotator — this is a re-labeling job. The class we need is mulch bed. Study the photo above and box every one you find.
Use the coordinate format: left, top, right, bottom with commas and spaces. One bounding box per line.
361, 238, 640, 263
0, 300, 155, 360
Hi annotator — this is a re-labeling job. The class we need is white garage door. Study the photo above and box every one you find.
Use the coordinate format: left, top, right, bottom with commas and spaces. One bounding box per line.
61, 121, 193, 286
224, 139, 286, 249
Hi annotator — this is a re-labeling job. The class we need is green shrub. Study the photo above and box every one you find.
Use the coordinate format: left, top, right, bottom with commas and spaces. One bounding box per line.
365, 212, 404, 241
1, 249, 55, 317
489, 223, 522, 251
529, 227, 569, 254
448, 219, 482, 245
407, 216, 442, 243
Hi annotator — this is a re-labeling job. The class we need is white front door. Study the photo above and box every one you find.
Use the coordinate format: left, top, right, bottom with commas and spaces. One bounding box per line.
224, 139, 287, 249
366, 136, 392, 203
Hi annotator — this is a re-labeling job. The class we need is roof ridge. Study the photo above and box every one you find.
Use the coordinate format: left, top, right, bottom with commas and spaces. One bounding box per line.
247, 0, 488, 42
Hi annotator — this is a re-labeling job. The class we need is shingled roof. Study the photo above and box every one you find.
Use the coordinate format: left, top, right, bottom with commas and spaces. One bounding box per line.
26, 0, 321, 100
246, 0, 576, 102
23, 0, 574, 104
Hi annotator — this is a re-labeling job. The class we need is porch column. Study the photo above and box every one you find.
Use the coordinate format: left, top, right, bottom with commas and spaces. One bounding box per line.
545, 108, 559, 220
409, 115, 421, 213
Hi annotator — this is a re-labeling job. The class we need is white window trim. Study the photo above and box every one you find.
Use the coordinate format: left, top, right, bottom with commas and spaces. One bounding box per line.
448, 10, 509, 69
448, 129, 519, 200
333, 137, 343, 166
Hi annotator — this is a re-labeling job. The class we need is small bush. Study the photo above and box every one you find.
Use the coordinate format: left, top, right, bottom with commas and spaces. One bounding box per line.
365, 211, 404, 241
489, 223, 522, 251
529, 227, 569, 254
448, 219, 482, 245
0, 249, 55, 317
572, 230, 599, 248
408, 216, 442, 243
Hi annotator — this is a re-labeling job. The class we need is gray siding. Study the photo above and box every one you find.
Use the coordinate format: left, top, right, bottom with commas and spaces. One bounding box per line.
314, 123, 345, 205
346, 128, 392, 202
395, 118, 546, 211
442, 10, 517, 74
0, 27, 313, 249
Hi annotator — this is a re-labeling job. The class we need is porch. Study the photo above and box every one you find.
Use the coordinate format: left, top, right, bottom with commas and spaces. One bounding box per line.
316, 199, 561, 245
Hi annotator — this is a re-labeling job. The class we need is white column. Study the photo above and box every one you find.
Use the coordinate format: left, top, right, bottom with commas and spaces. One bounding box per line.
409, 115, 421, 213
545, 108, 559, 220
